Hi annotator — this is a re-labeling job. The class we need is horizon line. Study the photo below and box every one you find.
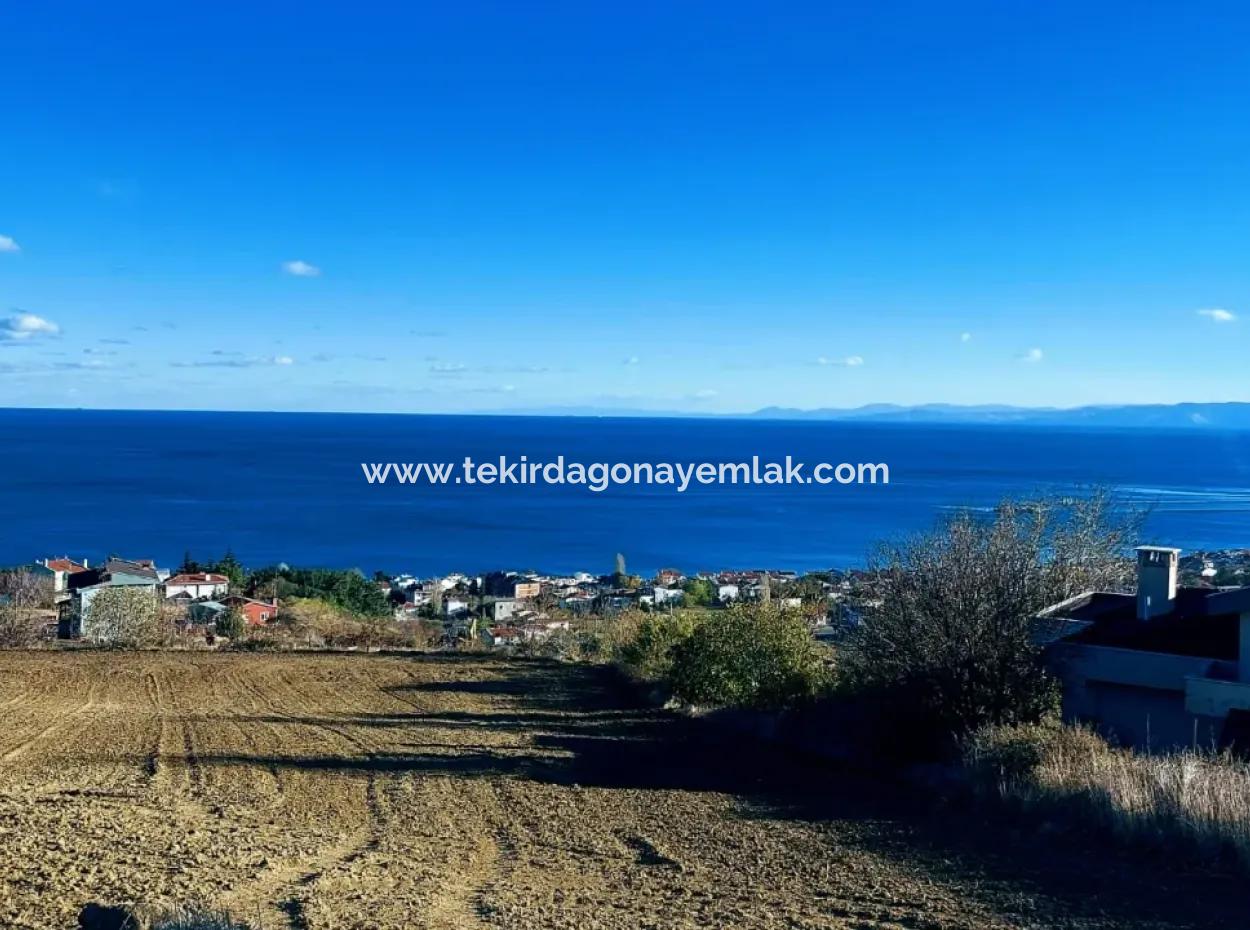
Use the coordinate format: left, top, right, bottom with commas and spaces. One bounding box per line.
0, 399, 1248, 420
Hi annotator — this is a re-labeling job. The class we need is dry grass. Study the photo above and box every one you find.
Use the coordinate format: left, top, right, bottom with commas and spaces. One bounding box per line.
150, 906, 249, 930
965, 722, 1250, 869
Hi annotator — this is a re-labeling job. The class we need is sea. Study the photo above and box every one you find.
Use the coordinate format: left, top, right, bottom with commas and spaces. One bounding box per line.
2, 408, 1250, 576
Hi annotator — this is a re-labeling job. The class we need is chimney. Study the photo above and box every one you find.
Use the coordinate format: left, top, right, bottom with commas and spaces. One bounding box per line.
1135, 546, 1180, 621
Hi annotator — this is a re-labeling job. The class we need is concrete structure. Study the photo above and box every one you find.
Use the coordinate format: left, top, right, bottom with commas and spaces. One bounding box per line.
1135, 545, 1179, 620
489, 598, 518, 623
1041, 546, 1250, 751
483, 571, 541, 600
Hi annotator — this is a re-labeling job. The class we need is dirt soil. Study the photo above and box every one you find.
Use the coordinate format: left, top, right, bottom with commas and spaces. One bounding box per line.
0, 652, 1245, 930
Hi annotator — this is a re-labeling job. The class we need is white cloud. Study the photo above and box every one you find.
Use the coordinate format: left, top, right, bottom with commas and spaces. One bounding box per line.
171, 354, 296, 369
960, 332, 972, 343
281, 259, 321, 277
1197, 307, 1236, 323
0, 235, 19, 253
466, 384, 517, 394
692, 388, 718, 399
816, 355, 864, 367
0, 312, 59, 343
1019, 347, 1044, 363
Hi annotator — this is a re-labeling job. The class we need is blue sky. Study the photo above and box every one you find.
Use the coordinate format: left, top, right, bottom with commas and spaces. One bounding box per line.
2, 1, 1248, 413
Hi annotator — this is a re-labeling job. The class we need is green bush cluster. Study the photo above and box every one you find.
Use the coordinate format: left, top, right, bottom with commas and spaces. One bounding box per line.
618, 612, 700, 681
616, 605, 830, 711
248, 566, 391, 617
669, 604, 831, 710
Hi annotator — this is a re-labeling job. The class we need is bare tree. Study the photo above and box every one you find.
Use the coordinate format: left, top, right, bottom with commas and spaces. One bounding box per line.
843, 491, 1142, 744
0, 570, 53, 647
82, 587, 170, 647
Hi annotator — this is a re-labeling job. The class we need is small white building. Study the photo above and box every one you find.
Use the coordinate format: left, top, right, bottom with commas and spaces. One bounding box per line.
717, 584, 740, 602
490, 599, 519, 623
164, 573, 230, 600
440, 574, 469, 591
32, 557, 90, 605
653, 586, 684, 606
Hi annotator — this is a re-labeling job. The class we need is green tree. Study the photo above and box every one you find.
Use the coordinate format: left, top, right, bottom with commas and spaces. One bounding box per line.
244, 566, 389, 617
680, 578, 714, 607
208, 549, 247, 589
215, 607, 248, 641
669, 603, 830, 710
619, 612, 701, 681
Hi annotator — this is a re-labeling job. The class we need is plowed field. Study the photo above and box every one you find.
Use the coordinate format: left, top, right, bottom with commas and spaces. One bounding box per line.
0, 652, 1242, 929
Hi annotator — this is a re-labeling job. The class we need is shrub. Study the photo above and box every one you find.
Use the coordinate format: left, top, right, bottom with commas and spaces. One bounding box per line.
215, 608, 248, 641
842, 492, 1139, 749
668, 604, 831, 710
395, 619, 444, 650
229, 634, 282, 652
279, 597, 360, 647
77, 903, 249, 930
618, 612, 700, 682
0, 569, 52, 647
152, 905, 250, 930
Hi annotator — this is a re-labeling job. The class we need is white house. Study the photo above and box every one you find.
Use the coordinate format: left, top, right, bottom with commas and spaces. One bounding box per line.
164, 573, 230, 600
32, 557, 90, 605
653, 586, 684, 605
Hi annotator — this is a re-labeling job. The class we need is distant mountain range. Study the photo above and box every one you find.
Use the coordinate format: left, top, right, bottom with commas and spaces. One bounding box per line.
483, 402, 1250, 429
747, 402, 1250, 428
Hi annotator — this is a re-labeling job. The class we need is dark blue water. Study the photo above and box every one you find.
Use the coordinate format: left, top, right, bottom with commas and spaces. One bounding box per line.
2, 408, 1249, 575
